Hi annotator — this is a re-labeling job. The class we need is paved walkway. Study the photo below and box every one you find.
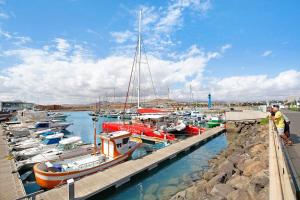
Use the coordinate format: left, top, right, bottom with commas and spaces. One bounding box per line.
226, 110, 267, 121
283, 111, 300, 190
0, 127, 26, 200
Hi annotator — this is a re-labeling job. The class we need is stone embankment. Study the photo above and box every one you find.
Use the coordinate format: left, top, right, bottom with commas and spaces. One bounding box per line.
170, 120, 269, 200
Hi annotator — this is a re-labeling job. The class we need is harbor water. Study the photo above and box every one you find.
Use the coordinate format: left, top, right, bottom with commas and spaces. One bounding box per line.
23, 111, 227, 199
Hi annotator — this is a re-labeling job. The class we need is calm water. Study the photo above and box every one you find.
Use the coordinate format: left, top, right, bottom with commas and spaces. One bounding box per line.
63, 111, 117, 144
23, 111, 227, 199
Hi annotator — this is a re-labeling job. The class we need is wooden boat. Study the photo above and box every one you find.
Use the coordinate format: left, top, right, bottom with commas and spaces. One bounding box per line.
33, 131, 140, 189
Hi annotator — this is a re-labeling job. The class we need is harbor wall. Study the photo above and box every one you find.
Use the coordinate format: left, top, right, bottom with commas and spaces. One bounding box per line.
170, 120, 269, 200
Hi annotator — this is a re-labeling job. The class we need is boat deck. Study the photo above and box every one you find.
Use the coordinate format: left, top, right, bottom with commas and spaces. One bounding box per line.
36, 126, 225, 200
0, 127, 26, 200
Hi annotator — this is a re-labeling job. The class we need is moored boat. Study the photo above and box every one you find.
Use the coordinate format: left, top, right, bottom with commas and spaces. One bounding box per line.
16, 136, 92, 171
33, 131, 140, 189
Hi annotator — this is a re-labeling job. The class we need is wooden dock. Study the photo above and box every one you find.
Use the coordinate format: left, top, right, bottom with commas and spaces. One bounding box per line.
36, 126, 224, 200
0, 127, 26, 200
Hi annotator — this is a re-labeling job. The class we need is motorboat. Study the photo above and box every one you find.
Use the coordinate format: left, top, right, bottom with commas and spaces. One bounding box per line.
11, 132, 64, 151
48, 112, 68, 121
8, 127, 30, 137
34, 131, 140, 189
29, 121, 72, 131
16, 137, 93, 171
166, 120, 186, 133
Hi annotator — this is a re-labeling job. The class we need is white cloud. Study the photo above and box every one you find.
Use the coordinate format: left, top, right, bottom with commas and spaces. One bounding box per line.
0, 28, 31, 45
262, 50, 272, 57
221, 44, 232, 53
1, 38, 298, 103
111, 0, 212, 56
190, 70, 300, 101
54, 38, 70, 52
111, 30, 135, 43
0, 28, 12, 38
0, 12, 9, 19
0, 39, 226, 103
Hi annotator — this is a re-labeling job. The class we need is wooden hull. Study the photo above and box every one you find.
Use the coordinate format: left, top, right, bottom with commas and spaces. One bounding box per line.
34, 147, 138, 189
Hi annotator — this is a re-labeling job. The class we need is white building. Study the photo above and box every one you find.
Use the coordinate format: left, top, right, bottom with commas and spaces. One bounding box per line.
0, 101, 34, 112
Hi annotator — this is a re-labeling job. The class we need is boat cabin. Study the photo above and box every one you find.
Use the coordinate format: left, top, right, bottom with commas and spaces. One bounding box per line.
100, 131, 132, 159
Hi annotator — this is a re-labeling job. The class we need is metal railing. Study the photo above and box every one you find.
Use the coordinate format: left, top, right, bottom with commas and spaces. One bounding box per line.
269, 120, 298, 200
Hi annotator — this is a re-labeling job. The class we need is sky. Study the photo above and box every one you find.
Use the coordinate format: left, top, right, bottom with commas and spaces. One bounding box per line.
0, 0, 299, 104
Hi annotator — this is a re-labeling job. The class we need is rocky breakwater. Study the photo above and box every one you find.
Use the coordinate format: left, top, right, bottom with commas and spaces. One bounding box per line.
170, 120, 269, 200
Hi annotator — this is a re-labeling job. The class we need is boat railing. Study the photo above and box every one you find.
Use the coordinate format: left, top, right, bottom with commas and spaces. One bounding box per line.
77, 157, 104, 170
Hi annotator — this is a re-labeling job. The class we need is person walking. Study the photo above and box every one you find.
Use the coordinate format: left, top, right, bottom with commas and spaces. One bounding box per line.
272, 105, 292, 145
283, 113, 291, 138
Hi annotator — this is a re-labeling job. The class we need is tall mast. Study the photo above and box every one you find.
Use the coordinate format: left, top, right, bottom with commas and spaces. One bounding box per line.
137, 9, 142, 108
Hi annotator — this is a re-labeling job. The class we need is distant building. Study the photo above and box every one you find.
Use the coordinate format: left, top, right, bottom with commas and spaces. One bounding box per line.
0, 101, 34, 112
208, 93, 212, 109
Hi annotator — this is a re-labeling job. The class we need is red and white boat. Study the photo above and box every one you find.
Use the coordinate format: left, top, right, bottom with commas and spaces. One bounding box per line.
33, 131, 140, 189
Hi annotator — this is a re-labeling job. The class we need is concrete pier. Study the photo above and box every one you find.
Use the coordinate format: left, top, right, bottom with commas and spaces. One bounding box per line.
0, 127, 26, 200
36, 126, 225, 200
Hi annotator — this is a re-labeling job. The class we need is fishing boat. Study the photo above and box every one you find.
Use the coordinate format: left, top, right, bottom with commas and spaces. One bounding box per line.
33, 131, 140, 189
207, 115, 224, 128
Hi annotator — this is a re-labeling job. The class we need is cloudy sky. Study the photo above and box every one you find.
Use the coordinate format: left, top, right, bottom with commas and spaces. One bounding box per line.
0, 0, 299, 104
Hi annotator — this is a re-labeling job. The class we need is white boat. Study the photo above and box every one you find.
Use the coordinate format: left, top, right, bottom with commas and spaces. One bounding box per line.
190, 111, 204, 118
29, 121, 72, 131
48, 112, 68, 121
166, 120, 186, 132
32, 129, 53, 137
11, 133, 64, 151
16, 137, 92, 171
15, 136, 81, 159
9, 127, 30, 137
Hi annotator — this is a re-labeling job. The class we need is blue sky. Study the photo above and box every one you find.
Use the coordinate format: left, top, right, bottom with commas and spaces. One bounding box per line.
0, 0, 300, 103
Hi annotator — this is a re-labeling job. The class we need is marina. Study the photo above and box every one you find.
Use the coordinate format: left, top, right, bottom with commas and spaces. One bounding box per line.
0, 1, 299, 199
1, 109, 227, 199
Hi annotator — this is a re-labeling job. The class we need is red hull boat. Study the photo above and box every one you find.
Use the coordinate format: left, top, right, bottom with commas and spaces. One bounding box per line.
102, 121, 176, 141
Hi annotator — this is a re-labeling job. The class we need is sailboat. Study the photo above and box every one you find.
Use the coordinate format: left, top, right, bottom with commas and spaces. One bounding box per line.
102, 10, 175, 141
